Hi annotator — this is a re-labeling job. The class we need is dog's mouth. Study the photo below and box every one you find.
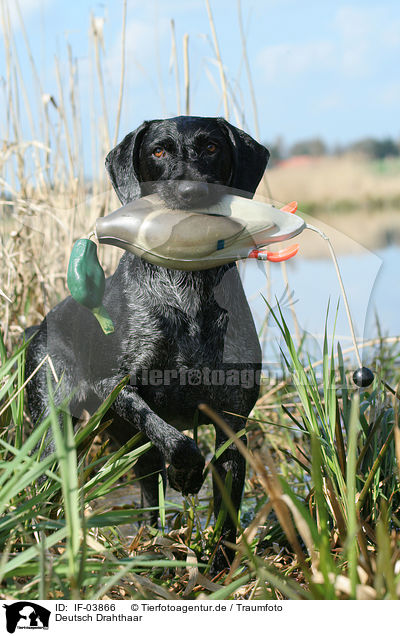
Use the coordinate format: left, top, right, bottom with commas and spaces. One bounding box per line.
140, 180, 230, 211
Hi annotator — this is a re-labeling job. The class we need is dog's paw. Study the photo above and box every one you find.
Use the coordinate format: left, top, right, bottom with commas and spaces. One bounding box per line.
167, 462, 204, 495
167, 453, 205, 495
167, 436, 205, 495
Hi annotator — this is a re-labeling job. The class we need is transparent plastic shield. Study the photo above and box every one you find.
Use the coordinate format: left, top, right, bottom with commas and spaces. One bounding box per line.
9, 185, 385, 419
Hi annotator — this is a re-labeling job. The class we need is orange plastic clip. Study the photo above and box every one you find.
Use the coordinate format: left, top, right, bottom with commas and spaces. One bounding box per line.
280, 201, 298, 214
248, 201, 300, 262
248, 243, 299, 262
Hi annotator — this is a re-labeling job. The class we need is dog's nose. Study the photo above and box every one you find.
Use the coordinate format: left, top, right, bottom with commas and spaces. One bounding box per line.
177, 181, 209, 203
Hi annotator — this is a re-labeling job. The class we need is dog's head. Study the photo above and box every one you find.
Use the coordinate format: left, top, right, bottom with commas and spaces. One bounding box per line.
105, 116, 269, 208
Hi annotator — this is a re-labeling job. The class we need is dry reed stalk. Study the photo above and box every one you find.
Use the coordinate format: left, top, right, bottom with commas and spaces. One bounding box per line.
11, 65, 25, 194
170, 19, 181, 116
90, 14, 115, 215
55, 57, 76, 188
13, 0, 44, 102
88, 37, 100, 203
237, 0, 273, 203
205, 0, 229, 120
9, 36, 45, 196
42, 97, 54, 186
183, 34, 190, 116
101, 0, 127, 219
90, 14, 111, 151
13, 0, 49, 196
0, 3, 24, 195
0, 6, 125, 348
112, 0, 127, 149
68, 44, 84, 192
154, 3, 167, 118
237, 0, 259, 140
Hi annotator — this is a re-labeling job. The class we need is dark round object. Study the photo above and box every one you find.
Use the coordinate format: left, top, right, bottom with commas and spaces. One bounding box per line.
352, 366, 374, 388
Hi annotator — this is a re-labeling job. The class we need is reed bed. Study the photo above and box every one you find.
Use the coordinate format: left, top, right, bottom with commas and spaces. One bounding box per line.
263, 155, 400, 213
1, 0, 400, 600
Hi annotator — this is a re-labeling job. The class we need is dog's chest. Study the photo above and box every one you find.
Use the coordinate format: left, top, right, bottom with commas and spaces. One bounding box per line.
130, 300, 227, 420
120, 264, 260, 426
145, 298, 227, 369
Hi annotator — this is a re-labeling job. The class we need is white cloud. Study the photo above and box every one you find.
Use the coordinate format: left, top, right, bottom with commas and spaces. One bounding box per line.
315, 92, 345, 112
335, 6, 376, 76
383, 20, 400, 48
380, 82, 400, 106
335, 5, 400, 76
258, 4, 400, 83
335, 5, 377, 40
5, 0, 52, 28
75, 15, 170, 99
257, 41, 335, 81
105, 17, 170, 85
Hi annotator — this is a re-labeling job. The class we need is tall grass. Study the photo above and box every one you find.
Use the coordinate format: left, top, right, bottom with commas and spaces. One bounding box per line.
1, 302, 400, 599
0, 333, 189, 599
1, 0, 399, 600
245, 303, 400, 599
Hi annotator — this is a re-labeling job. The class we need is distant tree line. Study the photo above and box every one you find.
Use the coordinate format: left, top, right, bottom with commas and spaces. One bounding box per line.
267, 135, 400, 166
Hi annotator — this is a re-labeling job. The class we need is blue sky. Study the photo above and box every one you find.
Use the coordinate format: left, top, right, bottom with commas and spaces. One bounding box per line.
4, 0, 400, 151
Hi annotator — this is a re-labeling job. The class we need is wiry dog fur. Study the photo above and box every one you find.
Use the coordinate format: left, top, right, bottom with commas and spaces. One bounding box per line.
26, 116, 269, 572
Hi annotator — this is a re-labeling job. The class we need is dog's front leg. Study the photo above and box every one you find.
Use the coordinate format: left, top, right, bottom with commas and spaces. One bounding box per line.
99, 384, 205, 495
211, 418, 247, 572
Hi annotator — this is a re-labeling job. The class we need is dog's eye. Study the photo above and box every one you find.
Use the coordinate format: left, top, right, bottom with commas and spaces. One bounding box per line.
153, 148, 165, 158
206, 143, 217, 154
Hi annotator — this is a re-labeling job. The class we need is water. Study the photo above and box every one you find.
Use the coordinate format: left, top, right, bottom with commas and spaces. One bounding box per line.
240, 243, 400, 369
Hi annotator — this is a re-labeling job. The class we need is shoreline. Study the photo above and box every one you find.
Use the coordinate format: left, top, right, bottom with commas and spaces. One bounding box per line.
253, 154, 400, 258
293, 208, 400, 258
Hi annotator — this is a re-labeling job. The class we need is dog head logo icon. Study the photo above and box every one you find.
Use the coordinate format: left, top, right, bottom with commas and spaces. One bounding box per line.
3, 602, 50, 633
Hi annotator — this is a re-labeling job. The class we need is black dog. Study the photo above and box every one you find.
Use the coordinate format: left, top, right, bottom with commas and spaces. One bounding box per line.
26, 116, 269, 572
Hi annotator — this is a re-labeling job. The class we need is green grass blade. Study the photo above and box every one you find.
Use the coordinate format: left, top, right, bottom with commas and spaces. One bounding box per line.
158, 472, 166, 531
0, 527, 68, 581
346, 394, 360, 598
47, 379, 81, 588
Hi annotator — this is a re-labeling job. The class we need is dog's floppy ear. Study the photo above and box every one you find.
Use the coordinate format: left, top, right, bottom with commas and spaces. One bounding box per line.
217, 118, 269, 196
105, 122, 149, 205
